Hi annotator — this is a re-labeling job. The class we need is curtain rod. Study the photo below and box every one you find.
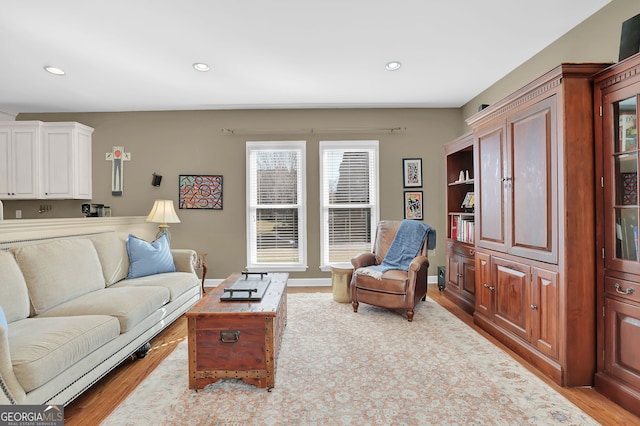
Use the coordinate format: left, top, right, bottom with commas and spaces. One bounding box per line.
221, 127, 406, 135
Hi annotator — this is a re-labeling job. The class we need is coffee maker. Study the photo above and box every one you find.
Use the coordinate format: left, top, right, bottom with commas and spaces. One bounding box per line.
82, 203, 105, 217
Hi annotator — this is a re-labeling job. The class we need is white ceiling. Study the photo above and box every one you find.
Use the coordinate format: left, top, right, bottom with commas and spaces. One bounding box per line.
0, 0, 611, 114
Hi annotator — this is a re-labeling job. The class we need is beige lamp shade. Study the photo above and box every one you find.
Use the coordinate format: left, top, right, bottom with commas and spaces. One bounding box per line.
146, 200, 180, 238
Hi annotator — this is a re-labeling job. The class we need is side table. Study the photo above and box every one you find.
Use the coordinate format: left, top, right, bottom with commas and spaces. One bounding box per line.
195, 253, 207, 293
330, 263, 353, 303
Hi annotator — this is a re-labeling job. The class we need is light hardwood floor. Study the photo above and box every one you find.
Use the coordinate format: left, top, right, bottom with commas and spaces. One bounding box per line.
63, 285, 639, 425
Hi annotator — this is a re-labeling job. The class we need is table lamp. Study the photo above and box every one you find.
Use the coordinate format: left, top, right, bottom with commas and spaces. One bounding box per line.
146, 200, 181, 239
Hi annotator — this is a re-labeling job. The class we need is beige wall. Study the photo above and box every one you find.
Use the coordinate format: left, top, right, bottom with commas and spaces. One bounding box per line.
461, 0, 640, 128
8, 0, 640, 280
11, 108, 460, 279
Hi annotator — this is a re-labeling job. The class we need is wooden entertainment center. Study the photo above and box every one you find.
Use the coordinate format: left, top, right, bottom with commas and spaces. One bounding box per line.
448, 63, 610, 388
444, 58, 640, 417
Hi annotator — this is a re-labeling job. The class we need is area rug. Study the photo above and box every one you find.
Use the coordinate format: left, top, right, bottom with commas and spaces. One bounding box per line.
102, 293, 597, 425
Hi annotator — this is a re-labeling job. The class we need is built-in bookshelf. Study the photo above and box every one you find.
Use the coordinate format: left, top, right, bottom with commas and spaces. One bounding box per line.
444, 133, 475, 314
446, 138, 475, 243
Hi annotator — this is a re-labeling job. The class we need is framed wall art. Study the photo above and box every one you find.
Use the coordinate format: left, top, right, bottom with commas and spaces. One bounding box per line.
179, 175, 223, 210
461, 192, 475, 209
403, 158, 422, 188
404, 191, 423, 220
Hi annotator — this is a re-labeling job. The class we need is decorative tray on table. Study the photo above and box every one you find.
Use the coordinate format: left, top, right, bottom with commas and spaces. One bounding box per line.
220, 271, 271, 301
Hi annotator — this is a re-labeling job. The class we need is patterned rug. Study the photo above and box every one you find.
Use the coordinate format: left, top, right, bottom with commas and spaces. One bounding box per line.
102, 293, 597, 425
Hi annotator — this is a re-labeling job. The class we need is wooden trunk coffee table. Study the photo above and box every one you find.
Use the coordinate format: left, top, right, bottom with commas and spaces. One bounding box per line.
186, 272, 288, 391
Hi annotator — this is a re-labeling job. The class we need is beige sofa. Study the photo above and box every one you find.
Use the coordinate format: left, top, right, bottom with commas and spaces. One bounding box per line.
0, 231, 201, 406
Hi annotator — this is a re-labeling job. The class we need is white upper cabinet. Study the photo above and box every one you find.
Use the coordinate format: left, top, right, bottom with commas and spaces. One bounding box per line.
0, 121, 93, 200
41, 122, 94, 199
0, 122, 41, 199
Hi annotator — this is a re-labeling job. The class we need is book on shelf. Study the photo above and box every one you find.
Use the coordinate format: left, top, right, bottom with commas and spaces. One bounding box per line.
451, 215, 458, 240
617, 216, 639, 261
450, 215, 475, 244
633, 223, 639, 262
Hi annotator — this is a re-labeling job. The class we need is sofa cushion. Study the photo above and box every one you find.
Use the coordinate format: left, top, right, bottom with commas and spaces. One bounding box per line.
0, 251, 30, 322
9, 316, 120, 393
127, 233, 177, 279
89, 232, 130, 286
12, 239, 105, 314
0, 321, 26, 404
36, 287, 170, 333
111, 272, 198, 302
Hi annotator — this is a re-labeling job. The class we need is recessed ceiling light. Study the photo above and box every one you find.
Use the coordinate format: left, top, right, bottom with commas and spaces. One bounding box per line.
44, 66, 65, 76
385, 61, 402, 71
193, 63, 210, 72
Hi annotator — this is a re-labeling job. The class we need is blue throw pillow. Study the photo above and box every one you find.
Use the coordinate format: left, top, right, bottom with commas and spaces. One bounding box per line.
0, 305, 7, 330
127, 233, 177, 279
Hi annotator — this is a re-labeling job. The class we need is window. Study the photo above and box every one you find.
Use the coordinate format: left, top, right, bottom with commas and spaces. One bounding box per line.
246, 141, 307, 271
320, 141, 379, 270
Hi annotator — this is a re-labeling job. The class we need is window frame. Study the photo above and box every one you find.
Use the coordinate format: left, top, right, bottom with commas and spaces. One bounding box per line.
319, 140, 379, 271
246, 141, 307, 272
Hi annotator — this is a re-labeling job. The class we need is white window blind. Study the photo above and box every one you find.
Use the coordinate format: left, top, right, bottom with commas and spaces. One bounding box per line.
320, 141, 379, 268
246, 141, 306, 271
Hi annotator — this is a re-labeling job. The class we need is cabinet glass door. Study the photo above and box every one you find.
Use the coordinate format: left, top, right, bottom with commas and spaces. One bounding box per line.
614, 96, 639, 262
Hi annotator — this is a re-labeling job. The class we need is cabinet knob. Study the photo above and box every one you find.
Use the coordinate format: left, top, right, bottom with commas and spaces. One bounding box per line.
530, 304, 538, 310
483, 283, 489, 288
457, 273, 463, 278
614, 283, 635, 295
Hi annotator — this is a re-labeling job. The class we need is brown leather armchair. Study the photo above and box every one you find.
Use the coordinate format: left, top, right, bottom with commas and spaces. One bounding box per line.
350, 220, 432, 322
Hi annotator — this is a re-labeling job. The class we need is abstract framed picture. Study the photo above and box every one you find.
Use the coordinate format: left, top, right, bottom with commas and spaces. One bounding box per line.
179, 175, 223, 210
402, 158, 422, 188
404, 191, 423, 220
461, 192, 475, 209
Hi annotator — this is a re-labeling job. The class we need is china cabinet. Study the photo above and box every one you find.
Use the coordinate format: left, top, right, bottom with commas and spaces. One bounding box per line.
467, 63, 609, 386
593, 54, 640, 417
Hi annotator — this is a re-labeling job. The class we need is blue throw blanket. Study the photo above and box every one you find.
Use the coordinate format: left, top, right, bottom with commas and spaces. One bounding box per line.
358, 221, 436, 279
